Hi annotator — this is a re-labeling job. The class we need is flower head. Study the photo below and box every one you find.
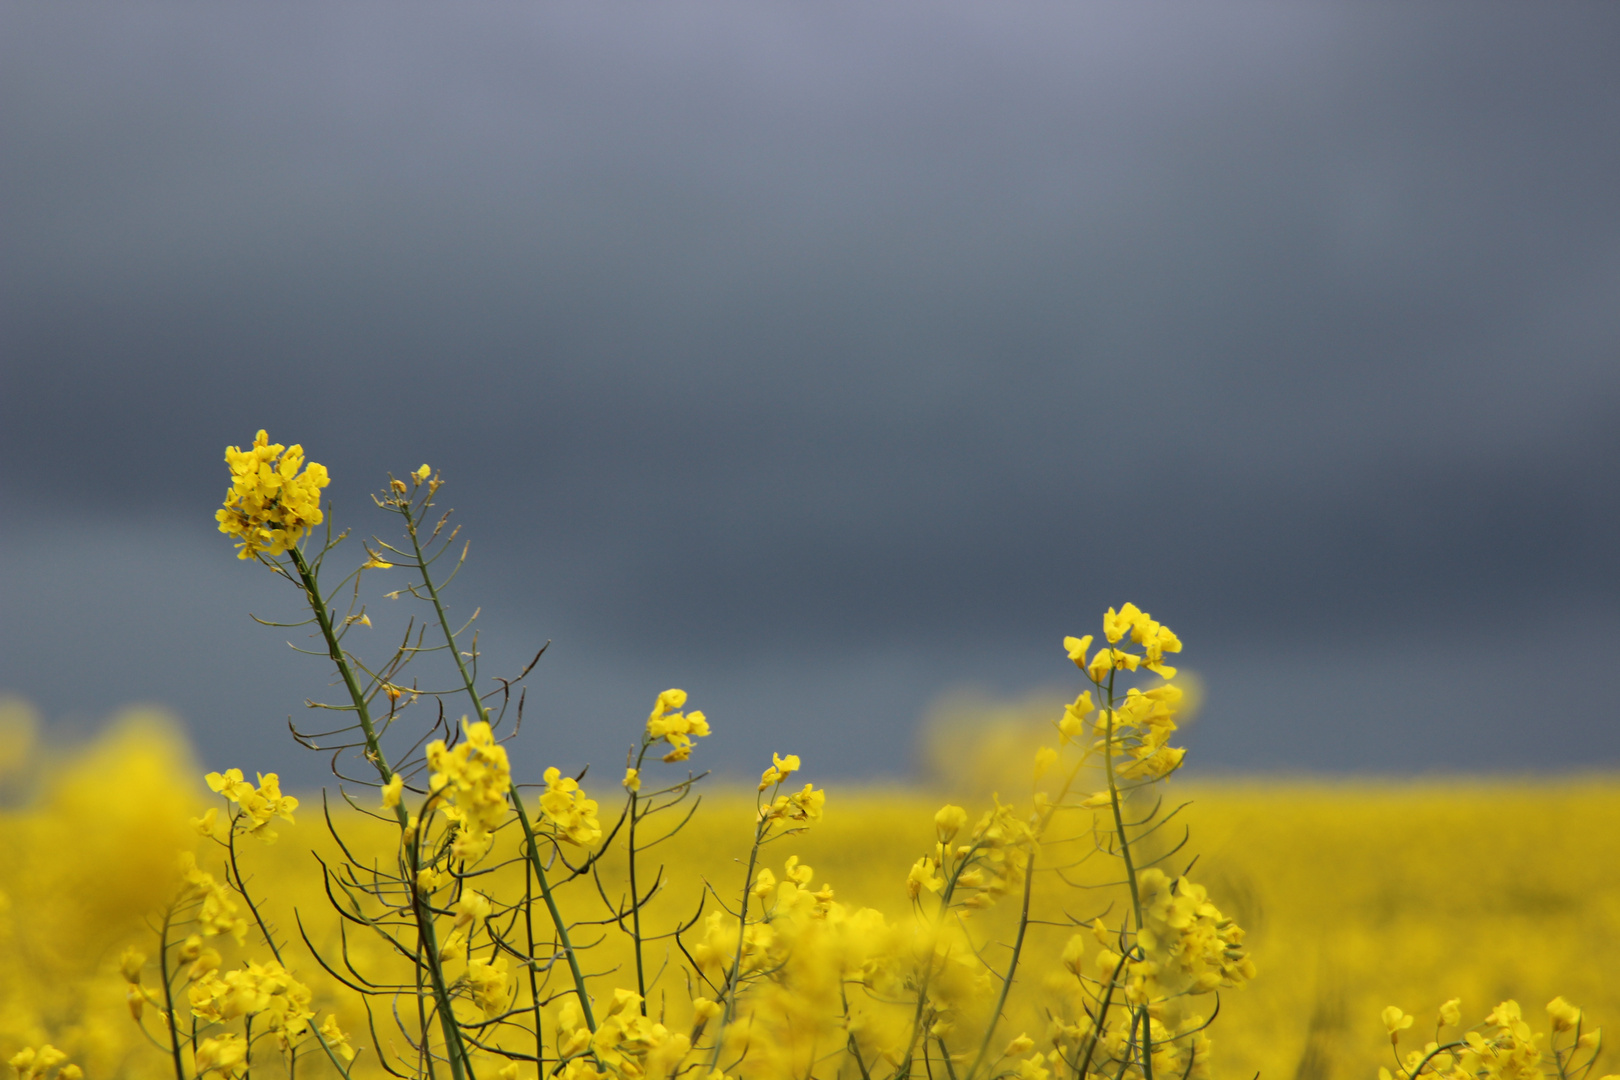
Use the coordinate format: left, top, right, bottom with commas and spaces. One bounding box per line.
215, 431, 329, 560
645, 689, 710, 763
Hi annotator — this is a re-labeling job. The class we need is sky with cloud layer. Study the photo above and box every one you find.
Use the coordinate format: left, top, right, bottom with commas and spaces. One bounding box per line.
3, 3, 1618, 784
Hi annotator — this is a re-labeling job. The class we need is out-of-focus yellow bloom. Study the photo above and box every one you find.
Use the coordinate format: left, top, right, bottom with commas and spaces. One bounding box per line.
1383, 1005, 1415, 1038
412, 463, 432, 486
466, 956, 511, 1018
1440, 997, 1463, 1027
539, 766, 602, 846
193, 1034, 247, 1078
180, 853, 248, 943
9, 1046, 69, 1080
623, 767, 641, 792
453, 891, 492, 929
319, 1013, 356, 1062
1548, 995, 1583, 1031
764, 782, 824, 824
758, 752, 800, 792
934, 803, 967, 841
381, 773, 403, 809
117, 946, 144, 984
215, 430, 329, 560
646, 689, 711, 763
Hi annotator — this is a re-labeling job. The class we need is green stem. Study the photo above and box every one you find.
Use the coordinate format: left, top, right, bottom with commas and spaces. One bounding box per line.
394, 497, 599, 1037
287, 545, 472, 1080
227, 824, 355, 1080
627, 742, 655, 1015
157, 899, 189, 1080
706, 815, 768, 1076
629, 789, 647, 1012
965, 848, 1036, 1080
398, 500, 487, 726
524, 861, 546, 1070
513, 797, 597, 1033
1101, 672, 1150, 1080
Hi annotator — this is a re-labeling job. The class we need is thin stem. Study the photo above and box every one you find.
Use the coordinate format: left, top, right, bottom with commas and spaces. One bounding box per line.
706, 814, 768, 1076
966, 848, 1036, 1080
1100, 670, 1150, 1080
226, 825, 355, 1080
513, 798, 597, 1033
286, 544, 470, 1080
524, 860, 546, 1070
158, 899, 189, 1080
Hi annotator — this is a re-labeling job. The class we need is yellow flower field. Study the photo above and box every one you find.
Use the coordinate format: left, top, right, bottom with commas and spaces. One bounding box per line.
3, 434, 1612, 1080
2, 700, 1614, 1080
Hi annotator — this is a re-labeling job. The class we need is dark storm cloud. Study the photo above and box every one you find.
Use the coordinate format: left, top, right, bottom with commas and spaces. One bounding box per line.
2, 3, 1618, 778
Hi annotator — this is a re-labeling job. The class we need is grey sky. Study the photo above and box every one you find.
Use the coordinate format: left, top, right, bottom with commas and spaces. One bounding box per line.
3, 3, 1618, 784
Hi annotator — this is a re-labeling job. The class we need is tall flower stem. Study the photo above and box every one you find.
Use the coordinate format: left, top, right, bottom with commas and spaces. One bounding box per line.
395, 497, 598, 1034
287, 545, 473, 1080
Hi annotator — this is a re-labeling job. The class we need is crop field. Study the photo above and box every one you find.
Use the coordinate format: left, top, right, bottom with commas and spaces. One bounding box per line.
2, 704, 1615, 1080
4, 438, 1612, 1080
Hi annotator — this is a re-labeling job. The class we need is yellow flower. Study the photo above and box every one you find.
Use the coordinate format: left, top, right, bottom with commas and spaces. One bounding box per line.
765, 782, 825, 824
934, 803, 968, 841
623, 766, 641, 792
412, 463, 432, 485
1103, 603, 1141, 644
194, 1035, 248, 1078
645, 689, 710, 763
205, 768, 299, 843
215, 430, 329, 560
1005, 1034, 1036, 1057
427, 720, 513, 858
319, 1014, 356, 1062
1383, 1006, 1415, 1039
453, 891, 492, 929
539, 766, 602, 846
381, 774, 403, 809
1440, 998, 1463, 1028
466, 957, 511, 1018
758, 752, 801, 791
1548, 996, 1583, 1032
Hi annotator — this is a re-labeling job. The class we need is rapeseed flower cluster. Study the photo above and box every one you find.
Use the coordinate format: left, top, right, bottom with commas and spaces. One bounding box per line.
214, 431, 329, 560
198, 769, 299, 843
7, 1046, 80, 1080
1378, 997, 1615, 1080
426, 720, 512, 859
540, 766, 603, 846
644, 689, 710, 764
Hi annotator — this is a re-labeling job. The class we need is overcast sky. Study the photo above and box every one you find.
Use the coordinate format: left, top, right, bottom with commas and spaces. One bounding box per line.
3, 3, 1618, 786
